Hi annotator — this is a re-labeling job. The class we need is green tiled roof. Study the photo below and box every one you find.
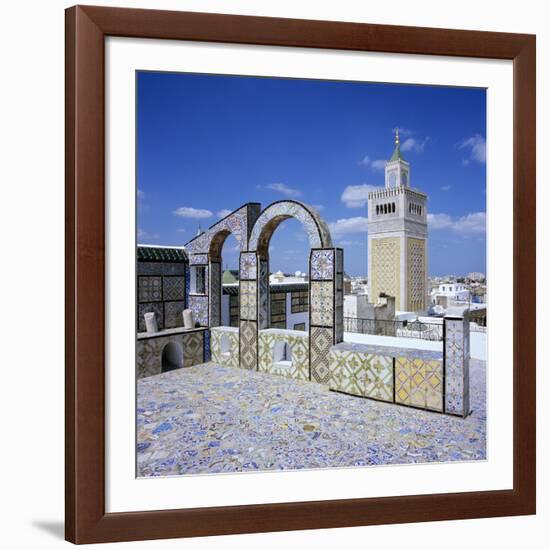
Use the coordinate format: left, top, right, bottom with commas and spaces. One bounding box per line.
389, 143, 405, 162
137, 246, 187, 262
222, 270, 238, 284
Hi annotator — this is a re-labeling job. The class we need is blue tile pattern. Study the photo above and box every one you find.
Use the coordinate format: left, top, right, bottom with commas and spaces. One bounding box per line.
137, 358, 486, 476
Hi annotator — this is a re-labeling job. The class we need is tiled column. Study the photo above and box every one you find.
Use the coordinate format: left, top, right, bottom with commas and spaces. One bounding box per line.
208, 260, 221, 327
188, 254, 209, 327
239, 252, 259, 370
444, 314, 471, 417
309, 248, 344, 383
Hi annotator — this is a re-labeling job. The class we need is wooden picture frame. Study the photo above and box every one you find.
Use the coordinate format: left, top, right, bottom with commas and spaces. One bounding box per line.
65, 5, 536, 544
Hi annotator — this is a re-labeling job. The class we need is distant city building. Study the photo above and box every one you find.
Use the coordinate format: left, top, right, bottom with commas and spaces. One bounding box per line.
368, 130, 428, 312
467, 271, 485, 281
430, 282, 470, 306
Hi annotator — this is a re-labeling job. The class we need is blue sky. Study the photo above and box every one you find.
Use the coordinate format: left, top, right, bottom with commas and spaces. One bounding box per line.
137, 71, 486, 277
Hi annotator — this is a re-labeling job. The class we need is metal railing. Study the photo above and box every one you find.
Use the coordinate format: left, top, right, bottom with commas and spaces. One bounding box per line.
343, 317, 444, 341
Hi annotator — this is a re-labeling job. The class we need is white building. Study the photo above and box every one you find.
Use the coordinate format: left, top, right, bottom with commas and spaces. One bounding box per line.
430, 282, 470, 305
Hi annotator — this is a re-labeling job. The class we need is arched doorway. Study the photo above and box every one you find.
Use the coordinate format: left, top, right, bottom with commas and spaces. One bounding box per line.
184, 203, 261, 329
161, 341, 183, 372
240, 200, 343, 383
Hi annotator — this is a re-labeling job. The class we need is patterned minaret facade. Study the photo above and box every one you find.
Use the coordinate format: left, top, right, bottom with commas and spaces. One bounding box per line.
367, 130, 428, 312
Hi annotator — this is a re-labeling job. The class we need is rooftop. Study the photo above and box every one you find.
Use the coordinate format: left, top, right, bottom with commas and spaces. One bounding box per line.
137, 244, 187, 262
137, 358, 486, 476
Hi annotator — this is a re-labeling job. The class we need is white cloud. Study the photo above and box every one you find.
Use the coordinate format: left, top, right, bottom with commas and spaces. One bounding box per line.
371, 159, 387, 172
176, 228, 186, 233
393, 127, 413, 137
328, 216, 369, 237
441, 185, 452, 191
217, 209, 233, 219
265, 183, 302, 197
336, 240, 363, 246
341, 184, 381, 208
458, 134, 486, 163
137, 228, 159, 241
173, 206, 213, 219
427, 213, 453, 230
401, 136, 429, 153
137, 189, 145, 199
428, 212, 486, 234
311, 204, 325, 212
358, 155, 370, 166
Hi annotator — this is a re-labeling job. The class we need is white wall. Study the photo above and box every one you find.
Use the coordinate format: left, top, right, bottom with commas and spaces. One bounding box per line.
2, 1, 547, 549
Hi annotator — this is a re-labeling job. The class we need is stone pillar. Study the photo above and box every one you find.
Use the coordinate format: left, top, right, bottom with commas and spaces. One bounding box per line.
444, 314, 470, 417
239, 252, 259, 370
309, 248, 344, 383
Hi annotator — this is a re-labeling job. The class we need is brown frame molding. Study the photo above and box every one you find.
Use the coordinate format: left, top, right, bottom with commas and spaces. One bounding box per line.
65, 5, 536, 544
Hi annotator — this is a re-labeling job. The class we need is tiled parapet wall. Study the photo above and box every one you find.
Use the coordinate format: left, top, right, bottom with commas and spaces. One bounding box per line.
330, 347, 393, 402
258, 328, 309, 381
329, 341, 444, 413
444, 315, 471, 417
210, 326, 240, 369
395, 356, 443, 412
136, 327, 206, 379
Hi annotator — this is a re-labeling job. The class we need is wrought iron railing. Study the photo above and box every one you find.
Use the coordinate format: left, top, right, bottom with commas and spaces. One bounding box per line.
343, 317, 444, 341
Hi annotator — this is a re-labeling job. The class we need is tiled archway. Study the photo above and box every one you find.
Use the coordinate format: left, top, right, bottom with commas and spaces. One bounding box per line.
241, 200, 344, 382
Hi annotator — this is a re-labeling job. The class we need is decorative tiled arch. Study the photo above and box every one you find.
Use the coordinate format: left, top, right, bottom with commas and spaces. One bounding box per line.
184, 203, 261, 328
241, 200, 343, 377
248, 200, 333, 258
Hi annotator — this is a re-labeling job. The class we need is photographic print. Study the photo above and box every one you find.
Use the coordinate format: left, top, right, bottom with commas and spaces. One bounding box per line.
135, 72, 487, 478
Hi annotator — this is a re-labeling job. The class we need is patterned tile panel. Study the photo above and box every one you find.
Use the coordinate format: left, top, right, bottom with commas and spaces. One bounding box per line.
185, 204, 257, 255
211, 327, 240, 369
395, 356, 443, 412
203, 329, 211, 362
189, 295, 208, 327
182, 331, 204, 367
258, 259, 269, 329
209, 262, 222, 327
189, 253, 209, 265
310, 281, 334, 327
445, 317, 470, 416
240, 320, 258, 370
240, 280, 257, 321
136, 329, 208, 378
138, 276, 162, 302
163, 276, 185, 301
329, 351, 393, 402
239, 252, 257, 280
310, 326, 334, 383
164, 301, 185, 329
407, 237, 427, 312
371, 237, 400, 306
258, 330, 309, 381
364, 355, 393, 402
311, 249, 334, 280
138, 302, 164, 332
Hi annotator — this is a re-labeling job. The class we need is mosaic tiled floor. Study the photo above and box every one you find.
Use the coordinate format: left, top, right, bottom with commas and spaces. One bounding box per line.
137, 359, 486, 476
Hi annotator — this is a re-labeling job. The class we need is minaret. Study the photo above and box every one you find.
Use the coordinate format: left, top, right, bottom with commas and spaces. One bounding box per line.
367, 130, 428, 312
